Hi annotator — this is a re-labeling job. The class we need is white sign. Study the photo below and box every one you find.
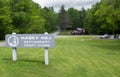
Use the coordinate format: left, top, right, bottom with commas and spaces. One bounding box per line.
6, 34, 55, 48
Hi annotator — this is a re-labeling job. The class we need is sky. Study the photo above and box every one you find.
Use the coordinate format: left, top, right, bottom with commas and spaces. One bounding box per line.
33, 0, 100, 12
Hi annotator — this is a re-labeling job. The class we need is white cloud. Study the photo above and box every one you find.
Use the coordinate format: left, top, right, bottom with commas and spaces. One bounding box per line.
33, 0, 100, 12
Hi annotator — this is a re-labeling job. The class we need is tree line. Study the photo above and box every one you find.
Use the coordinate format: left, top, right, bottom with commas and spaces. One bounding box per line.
84, 0, 120, 34
0, 0, 120, 40
0, 0, 57, 40
58, 0, 120, 34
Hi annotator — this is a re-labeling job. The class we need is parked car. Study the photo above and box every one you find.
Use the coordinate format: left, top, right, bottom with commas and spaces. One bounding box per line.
114, 34, 119, 39
100, 34, 111, 39
71, 28, 85, 35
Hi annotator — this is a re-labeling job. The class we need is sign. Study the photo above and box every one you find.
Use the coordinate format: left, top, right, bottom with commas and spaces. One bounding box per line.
6, 34, 55, 48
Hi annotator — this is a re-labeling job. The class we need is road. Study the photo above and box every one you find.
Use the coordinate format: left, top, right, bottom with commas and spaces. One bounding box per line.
52, 30, 60, 36
0, 42, 5, 47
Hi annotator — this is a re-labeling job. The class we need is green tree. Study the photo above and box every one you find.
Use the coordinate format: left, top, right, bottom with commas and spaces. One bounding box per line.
84, 0, 120, 34
10, 0, 45, 33
79, 7, 86, 28
27, 2, 46, 33
67, 8, 80, 28
40, 7, 57, 32
57, 5, 68, 31
94, 0, 119, 34
84, 2, 101, 34
0, 0, 12, 39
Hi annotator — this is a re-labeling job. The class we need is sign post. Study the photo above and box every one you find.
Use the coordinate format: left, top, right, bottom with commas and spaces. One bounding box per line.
45, 47, 48, 65
5, 33, 55, 65
12, 32, 17, 61
44, 32, 48, 65
12, 47, 17, 61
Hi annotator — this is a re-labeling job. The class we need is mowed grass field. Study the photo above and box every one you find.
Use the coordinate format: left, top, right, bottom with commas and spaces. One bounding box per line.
0, 36, 120, 77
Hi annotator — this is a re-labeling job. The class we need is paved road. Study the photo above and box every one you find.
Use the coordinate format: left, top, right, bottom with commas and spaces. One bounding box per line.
52, 30, 60, 36
0, 42, 5, 47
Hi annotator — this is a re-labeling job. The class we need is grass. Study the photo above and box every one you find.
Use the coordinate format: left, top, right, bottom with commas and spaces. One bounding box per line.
0, 40, 4, 42
59, 30, 71, 35
0, 36, 120, 77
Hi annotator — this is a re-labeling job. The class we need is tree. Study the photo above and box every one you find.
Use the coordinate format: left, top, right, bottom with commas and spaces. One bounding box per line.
79, 7, 86, 28
40, 7, 57, 32
94, 0, 120, 34
84, 0, 120, 34
10, 0, 46, 33
84, 2, 101, 34
27, 2, 46, 33
57, 5, 68, 31
67, 8, 80, 28
0, 0, 12, 40
95, 0, 118, 34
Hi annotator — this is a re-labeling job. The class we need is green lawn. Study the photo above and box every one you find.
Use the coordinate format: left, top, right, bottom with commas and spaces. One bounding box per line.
0, 36, 120, 77
0, 40, 4, 42
59, 30, 71, 35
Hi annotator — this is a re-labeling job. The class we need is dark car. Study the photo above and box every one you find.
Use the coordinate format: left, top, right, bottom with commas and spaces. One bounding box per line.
71, 28, 85, 35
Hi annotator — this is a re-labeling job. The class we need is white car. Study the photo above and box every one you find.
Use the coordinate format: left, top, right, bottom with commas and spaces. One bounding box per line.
100, 34, 111, 39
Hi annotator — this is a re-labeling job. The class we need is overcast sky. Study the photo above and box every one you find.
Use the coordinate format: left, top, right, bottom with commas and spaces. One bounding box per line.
33, 0, 100, 12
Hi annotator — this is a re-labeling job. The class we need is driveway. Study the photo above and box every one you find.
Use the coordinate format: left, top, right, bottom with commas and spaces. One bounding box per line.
52, 30, 60, 36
